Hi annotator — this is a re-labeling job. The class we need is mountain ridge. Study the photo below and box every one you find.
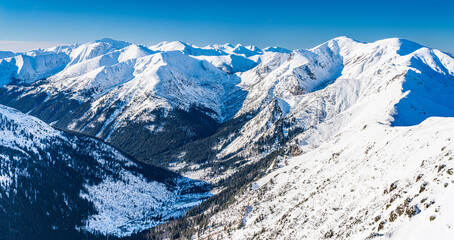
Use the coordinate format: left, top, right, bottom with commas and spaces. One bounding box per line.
0, 36, 453, 177
1, 36, 454, 239
119, 37, 454, 240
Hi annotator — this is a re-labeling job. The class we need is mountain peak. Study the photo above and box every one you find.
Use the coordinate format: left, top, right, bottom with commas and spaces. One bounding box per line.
94, 38, 131, 49
373, 38, 425, 55
331, 35, 356, 41
326, 36, 358, 45
0, 50, 16, 59
263, 46, 292, 53
150, 40, 191, 52
224, 43, 234, 48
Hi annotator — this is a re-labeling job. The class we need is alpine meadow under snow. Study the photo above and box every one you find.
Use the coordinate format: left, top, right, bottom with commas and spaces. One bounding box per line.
0, 36, 453, 239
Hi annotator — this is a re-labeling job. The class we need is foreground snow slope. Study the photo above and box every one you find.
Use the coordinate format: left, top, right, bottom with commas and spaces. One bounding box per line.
0, 104, 210, 238
199, 117, 454, 240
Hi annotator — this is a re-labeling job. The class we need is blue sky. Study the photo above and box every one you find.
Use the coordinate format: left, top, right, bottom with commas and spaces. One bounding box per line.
0, 0, 453, 52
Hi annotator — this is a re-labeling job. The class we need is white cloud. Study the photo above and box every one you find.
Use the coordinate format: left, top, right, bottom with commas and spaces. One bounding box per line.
0, 40, 69, 52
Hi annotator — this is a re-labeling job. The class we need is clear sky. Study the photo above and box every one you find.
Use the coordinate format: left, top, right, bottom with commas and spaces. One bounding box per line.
0, 0, 453, 52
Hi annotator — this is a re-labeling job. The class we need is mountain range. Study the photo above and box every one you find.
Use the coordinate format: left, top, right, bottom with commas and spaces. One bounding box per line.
0, 36, 453, 239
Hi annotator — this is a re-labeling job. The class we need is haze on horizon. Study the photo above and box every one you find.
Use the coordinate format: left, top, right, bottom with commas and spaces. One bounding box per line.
0, 0, 452, 53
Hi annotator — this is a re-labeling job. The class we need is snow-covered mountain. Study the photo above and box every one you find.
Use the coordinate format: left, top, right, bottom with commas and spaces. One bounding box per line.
194, 118, 454, 240
0, 51, 15, 59
0, 104, 210, 239
125, 37, 453, 239
0, 39, 261, 169
1, 36, 454, 239
1, 37, 454, 178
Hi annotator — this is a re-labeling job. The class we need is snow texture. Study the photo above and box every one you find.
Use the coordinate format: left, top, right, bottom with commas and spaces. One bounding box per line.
180, 37, 454, 239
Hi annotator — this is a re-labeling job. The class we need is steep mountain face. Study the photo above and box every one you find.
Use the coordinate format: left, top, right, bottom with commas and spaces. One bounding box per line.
127, 38, 454, 239
0, 104, 210, 239
210, 37, 454, 168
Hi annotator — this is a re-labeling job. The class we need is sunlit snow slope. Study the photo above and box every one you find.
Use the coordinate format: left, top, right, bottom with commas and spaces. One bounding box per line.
179, 38, 454, 239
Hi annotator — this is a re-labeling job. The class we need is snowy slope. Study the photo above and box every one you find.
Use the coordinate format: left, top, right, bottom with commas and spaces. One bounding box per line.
0, 52, 70, 85
1, 37, 453, 182
1, 36, 454, 239
213, 37, 454, 165
0, 38, 250, 128
2, 37, 453, 177
172, 38, 454, 239
56, 50, 238, 121
150, 41, 262, 73
0, 39, 260, 131
0, 104, 211, 238
198, 118, 454, 240
0, 39, 264, 174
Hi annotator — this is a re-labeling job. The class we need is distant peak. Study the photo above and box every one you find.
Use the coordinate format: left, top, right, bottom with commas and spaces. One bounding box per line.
169, 40, 191, 46
247, 45, 262, 52
373, 37, 416, 46
94, 38, 131, 49
372, 38, 425, 56
0, 51, 16, 59
323, 36, 360, 47
331, 36, 356, 42
263, 46, 292, 54
149, 40, 192, 52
